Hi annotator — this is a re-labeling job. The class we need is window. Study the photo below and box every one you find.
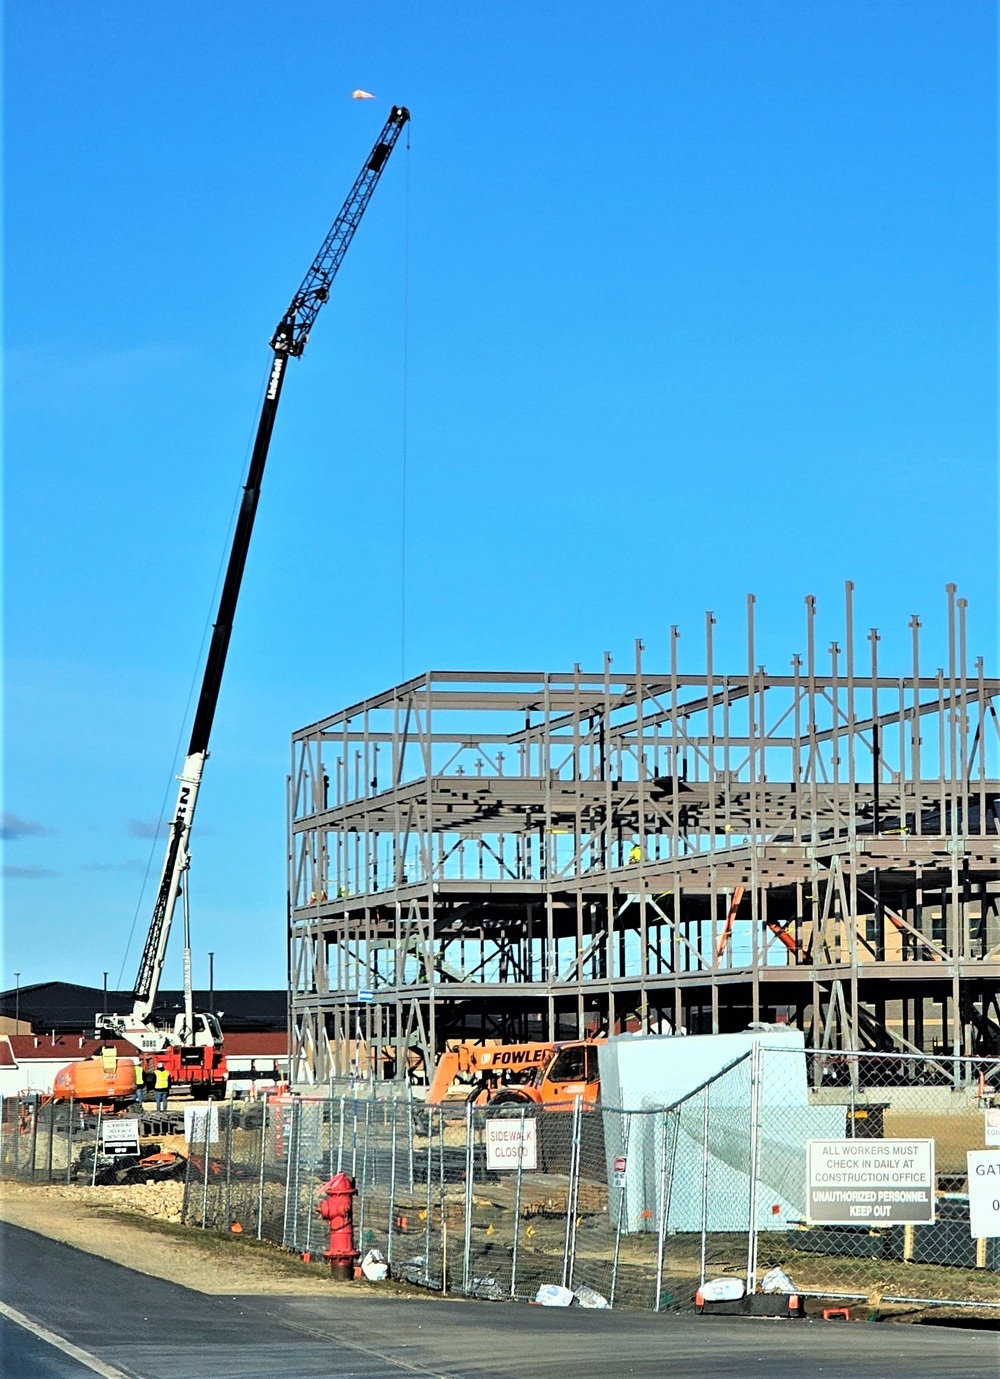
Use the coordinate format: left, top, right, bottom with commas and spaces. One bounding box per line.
548, 1046, 587, 1082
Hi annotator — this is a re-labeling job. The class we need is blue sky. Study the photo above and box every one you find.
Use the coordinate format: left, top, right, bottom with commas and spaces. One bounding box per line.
4, 3, 997, 992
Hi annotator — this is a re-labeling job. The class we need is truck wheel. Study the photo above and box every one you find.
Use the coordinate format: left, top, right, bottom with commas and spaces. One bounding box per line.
486, 1092, 534, 1116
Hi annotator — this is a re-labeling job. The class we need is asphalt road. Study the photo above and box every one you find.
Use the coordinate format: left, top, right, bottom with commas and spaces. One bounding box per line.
1, 1220, 998, 1379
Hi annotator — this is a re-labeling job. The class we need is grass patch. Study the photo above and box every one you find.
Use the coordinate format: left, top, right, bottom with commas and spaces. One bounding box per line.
87, 1206, 434, 1295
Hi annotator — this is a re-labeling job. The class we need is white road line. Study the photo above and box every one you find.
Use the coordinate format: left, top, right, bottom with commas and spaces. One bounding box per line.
0, 1299, 140, 1379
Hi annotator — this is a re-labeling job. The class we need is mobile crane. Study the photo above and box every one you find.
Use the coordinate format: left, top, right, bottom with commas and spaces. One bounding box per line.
96, 107, 410, 1096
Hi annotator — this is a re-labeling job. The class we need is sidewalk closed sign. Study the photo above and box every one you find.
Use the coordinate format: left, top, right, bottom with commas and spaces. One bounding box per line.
967, 1151, 1000, 1238
485, 1117, 537, 1171
101, 1118, 141, 1158
806, 1139, 935, 1224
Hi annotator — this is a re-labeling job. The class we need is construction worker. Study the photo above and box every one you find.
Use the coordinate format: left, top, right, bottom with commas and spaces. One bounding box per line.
133, 1061, 145, 1108
628, 843, 643, 865
153, 1061, 171, 1112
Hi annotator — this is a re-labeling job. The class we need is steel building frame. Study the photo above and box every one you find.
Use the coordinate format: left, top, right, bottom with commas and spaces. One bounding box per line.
288, 586, 1000, 1084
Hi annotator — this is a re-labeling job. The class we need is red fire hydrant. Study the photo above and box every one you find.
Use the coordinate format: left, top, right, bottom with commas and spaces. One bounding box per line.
317, 1173, 358, 1280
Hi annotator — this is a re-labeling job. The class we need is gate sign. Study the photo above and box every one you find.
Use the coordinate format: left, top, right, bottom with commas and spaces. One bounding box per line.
967, 1151, 1000, 1238
485, 1117, 537, 1171
101, 1117, 141, 1158
806, 1139, 935, 1225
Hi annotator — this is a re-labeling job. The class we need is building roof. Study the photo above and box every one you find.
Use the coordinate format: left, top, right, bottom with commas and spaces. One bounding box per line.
223, 1032, 288, 1057
0, 1042, 17, 1068
6, 1035, 141, 1062
0, 982, 287, 1034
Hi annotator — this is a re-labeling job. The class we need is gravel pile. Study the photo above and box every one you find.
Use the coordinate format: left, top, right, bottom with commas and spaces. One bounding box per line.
53, 1180, 185, 1224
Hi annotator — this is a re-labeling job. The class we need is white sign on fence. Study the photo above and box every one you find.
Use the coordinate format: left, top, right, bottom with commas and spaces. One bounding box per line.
485, 1117, 537, 1171
806, 1139, 935, 1224
184, 1105, 220, 1145
967, 1151, 1000, 1238
984, 1109, 1000, 1147
101, 1118, 140, 1158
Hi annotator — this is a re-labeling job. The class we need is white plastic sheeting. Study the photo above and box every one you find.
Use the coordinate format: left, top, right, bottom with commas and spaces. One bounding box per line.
598, 1030, 843, 1233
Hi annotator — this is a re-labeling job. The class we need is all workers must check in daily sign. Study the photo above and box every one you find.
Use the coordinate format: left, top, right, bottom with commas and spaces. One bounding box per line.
806, 1139, 935, 1225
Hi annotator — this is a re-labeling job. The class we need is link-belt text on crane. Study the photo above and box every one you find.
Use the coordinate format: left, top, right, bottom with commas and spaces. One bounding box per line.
266, 357, 283, 399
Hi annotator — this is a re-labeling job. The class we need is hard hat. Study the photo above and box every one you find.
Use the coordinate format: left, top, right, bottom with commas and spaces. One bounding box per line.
157, 1061, 165, 1068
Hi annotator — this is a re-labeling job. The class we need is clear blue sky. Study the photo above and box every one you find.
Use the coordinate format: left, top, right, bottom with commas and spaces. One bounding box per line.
4, 3, 997, 992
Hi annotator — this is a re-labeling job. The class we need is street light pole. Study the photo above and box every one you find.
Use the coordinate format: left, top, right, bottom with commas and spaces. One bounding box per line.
14, 973, 21, 1029
102, 972, 108, 1019
208, 952, 214, 1014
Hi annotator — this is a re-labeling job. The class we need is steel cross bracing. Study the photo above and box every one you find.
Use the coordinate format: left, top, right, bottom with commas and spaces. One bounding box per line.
287, 586, 1000, 1085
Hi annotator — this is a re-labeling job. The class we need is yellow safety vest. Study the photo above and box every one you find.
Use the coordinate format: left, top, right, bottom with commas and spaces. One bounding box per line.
154, 1068, 170, 1090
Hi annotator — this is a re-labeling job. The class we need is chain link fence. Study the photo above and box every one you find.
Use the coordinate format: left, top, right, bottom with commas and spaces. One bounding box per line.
3, 1053, 996, 1311
177, 1050, 1000, 1312
0, 1095, 180, 1186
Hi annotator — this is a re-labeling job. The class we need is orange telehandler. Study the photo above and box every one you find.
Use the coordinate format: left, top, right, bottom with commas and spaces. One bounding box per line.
426, 1040, 603, 1109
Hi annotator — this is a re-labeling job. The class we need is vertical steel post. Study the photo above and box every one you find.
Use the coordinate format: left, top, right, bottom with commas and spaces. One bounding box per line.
337, 1095, 346, 1173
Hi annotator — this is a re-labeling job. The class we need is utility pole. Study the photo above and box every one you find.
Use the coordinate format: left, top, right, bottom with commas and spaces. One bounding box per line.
102, 972, 108, 1018
208, 952, 214, 1014
14, 973, 21, 1029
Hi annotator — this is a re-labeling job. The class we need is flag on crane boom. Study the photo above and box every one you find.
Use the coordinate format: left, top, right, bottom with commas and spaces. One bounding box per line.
351, 89, 376, 100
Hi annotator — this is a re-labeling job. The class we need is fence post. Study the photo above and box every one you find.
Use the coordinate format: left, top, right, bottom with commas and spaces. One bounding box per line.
654, 1109, 679, 1312
91, 1106, 103, 1187
407, 1089, 414, 1193
337, 1095, 346, 1174
387, 1102, 398, 1268
66, 1097, 74, 1184
699, 1085, 710, 1288
610, 1112, 630, 1308
256, 1098, 269, 1239
510, 1105, 525, 1299
562, 1095, 583, 1290
30, 1098, 39, 1182
13, 1100, 22, 1178
439, 1105, 448, 1290
224, 1104, 233, 1231
357, 1098, 372, 1248
201, 1102, 212, 1230
745, 1039, 761, 1297
423, 1106, 434, 1287
462, 1101, 474, 1294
